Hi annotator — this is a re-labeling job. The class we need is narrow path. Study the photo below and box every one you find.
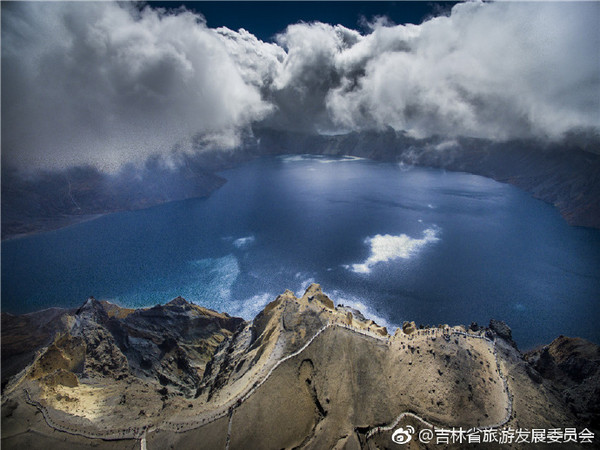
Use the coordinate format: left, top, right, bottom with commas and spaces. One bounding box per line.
225, 410, 234, 450
366, 412, 434, 439
23, 388, 149, 440
22, 322, 512, 445
364, 330, 513, 441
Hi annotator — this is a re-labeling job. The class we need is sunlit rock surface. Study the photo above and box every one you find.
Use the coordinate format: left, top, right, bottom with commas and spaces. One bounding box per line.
2, 284, 598, 449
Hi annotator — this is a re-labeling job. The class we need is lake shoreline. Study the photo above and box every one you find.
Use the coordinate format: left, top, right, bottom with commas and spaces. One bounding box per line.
3, 156, 599, 349
2, 153, 598, 242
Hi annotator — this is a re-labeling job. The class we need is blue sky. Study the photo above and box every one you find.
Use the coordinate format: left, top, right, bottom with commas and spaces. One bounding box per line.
150, 2, 457, 41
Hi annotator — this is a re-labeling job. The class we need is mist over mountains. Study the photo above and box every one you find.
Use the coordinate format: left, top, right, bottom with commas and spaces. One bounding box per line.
2, 4, 600, 446
2, 1, 599, 236
2, 1, 598, 172
3, 128, 600, 239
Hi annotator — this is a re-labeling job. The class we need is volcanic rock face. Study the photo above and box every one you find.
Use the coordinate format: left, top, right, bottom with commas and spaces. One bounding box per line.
1, 307, 71, 389
105, 297, 244, 396
489, 319, 518, 349
2, 285, 598, 449
1, 296, 243, 398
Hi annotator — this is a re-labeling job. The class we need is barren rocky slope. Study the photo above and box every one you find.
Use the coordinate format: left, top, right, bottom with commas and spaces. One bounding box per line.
525, 336, 600, 431
2, 285, 598, 449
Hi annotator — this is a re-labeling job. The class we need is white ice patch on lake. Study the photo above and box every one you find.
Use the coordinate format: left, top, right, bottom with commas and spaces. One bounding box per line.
188, 254, 240, 303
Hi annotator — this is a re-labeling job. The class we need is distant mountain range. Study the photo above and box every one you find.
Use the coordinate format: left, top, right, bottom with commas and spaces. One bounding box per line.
2, 128, 599, 240
255, 128, 600, 229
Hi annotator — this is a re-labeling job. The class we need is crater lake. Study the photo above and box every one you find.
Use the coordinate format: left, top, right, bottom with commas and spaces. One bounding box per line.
3, 155, 599, 349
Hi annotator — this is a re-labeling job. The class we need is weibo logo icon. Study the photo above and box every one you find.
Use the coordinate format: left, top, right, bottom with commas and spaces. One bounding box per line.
391, 425, 415, 444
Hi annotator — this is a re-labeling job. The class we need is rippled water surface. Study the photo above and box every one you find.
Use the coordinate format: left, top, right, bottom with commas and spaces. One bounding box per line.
3, 155, 600, 348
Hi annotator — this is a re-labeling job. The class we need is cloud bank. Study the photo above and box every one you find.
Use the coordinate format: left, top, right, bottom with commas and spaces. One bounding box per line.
2, 1, 598, 170
349, 228, 440, 274
2, 2, 271, 170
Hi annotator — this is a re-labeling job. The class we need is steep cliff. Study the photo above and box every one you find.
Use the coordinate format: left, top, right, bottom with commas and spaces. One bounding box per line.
525, 336, 600, 431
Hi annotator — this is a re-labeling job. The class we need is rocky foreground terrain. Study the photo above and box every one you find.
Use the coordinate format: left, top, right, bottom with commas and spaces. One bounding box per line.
2, 284, 599, 449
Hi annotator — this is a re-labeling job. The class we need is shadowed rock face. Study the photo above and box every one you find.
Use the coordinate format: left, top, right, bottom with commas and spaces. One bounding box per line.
525, 336, 600, 431
1, 307, 71, 389
1, 285, 598, 449
489, 319, 518, 349
108, 298, 244, 394
1, 297, 244, 398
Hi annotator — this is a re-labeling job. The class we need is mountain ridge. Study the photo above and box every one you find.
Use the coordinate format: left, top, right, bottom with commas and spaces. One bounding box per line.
2, 285, 598, 448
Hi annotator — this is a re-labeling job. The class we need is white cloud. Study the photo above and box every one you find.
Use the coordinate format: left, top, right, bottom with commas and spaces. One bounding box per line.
215, 27, 285, 89
2, 2, 271, 171
349, 228, 440, 274
2, 1, 598, 171
325, 1, 600, 140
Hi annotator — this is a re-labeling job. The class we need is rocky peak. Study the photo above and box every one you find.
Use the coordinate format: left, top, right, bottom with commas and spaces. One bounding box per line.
525, 336, 600, 431
489, 319, 517, 348
402, 321, 417, 335
76, 296, 109, 324
166, 296, 191, 308
301, 283, 335, 309
303, 283, 323, 297
526, 336, 600, 384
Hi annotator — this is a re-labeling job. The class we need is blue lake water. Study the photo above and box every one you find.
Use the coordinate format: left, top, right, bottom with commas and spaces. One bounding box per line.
3, 155, 600, 349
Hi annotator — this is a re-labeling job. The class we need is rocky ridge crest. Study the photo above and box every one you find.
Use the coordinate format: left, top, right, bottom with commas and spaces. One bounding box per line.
2, 285, 598, 449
